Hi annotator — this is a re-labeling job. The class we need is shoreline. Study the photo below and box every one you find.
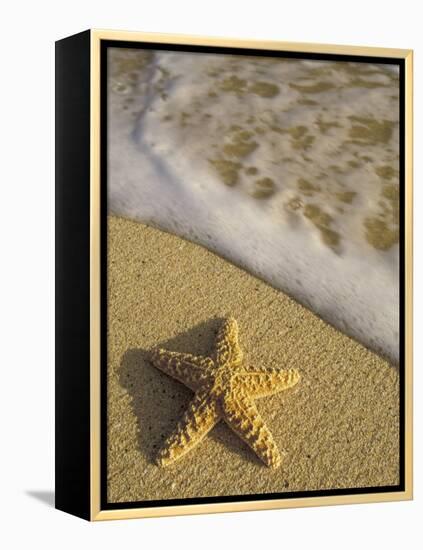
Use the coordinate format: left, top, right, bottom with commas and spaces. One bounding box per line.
118, 215, 398, 367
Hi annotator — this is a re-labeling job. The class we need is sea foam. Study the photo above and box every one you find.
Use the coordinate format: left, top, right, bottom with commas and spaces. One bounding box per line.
107, 48, 400, 363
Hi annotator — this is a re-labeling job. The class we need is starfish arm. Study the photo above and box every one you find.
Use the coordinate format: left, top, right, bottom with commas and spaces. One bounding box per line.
236, 368, 300, 398
215, 317, 243, 367
157, 391, 220, 466
149, 349, 214, 391
222, 393, 282, 468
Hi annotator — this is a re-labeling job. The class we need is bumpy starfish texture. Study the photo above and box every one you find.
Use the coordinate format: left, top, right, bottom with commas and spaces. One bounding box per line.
149, 317, 300, 468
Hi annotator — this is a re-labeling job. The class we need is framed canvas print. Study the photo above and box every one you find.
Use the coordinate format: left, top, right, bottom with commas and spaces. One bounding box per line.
55, 29, 413, 521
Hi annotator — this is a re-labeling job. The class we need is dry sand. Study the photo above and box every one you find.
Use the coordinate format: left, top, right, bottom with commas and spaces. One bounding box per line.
107, 215, 399, 503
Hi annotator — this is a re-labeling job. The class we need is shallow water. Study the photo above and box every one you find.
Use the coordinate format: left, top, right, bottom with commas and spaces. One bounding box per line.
107, 47, 400, 363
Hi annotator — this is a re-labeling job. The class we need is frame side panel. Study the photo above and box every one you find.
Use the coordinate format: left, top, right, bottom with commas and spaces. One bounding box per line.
55, 29, 91, 521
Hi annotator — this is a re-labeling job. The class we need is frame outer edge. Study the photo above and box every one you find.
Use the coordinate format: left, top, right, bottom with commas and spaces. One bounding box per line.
88, 30, 413, 520
404, 49, 413, 500
91, 28, 410, 58
90, 29, 102, 521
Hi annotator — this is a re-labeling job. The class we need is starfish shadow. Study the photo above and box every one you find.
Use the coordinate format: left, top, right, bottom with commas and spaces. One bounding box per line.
119, 317, 262, 467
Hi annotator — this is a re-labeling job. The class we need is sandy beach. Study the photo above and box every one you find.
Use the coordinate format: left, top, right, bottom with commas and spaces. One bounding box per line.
107, 215, 399, 504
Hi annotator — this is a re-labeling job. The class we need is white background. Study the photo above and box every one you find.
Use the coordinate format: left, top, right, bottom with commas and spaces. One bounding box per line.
0, 0, 420, 548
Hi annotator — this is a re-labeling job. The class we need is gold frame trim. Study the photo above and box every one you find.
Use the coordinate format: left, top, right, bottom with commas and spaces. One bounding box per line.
89, 29, 413, 521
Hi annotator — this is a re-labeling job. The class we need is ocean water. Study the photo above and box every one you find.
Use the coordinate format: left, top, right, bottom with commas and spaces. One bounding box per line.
107, 47, 400, 363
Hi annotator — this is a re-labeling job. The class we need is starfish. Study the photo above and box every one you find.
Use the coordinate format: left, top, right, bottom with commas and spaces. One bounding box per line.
149, 317, 300, 468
